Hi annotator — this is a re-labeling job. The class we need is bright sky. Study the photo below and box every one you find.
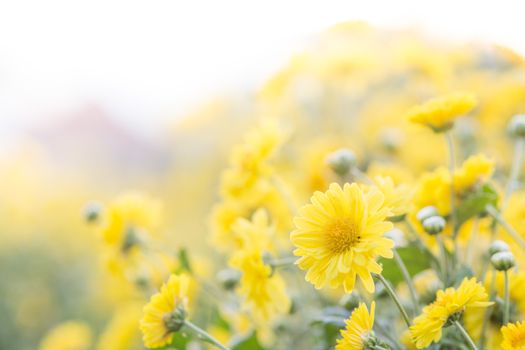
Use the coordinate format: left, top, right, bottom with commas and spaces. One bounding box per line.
1, 0, 524, 140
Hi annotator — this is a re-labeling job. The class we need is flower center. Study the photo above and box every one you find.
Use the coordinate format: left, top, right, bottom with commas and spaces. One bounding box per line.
511, 332, 525, 347
325, 218, 360, 254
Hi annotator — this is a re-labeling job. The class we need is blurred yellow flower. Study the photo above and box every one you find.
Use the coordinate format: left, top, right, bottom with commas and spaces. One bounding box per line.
291, 183, 394, 293
39, 321, 92, 350
96, 303, 142, 350
453, 153, 494, 194
412, 167, 451, 215
410, 277, 493, 349
406, 92, 477, 132
229, 248, 290, 324
372, 175, 412, 217
501, 321, 525, 350
336, 302, 375, 350
139, 274, 190, 349
231, 208, 274, 251
99, 192, 162, 250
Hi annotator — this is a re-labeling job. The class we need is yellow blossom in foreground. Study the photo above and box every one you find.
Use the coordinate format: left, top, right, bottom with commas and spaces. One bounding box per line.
291, 183, 394, 293
501, 321, 525, 350
410, 277, 493, 349
336, 302, 375, 350
229, 249, 290, 324
453, 153, 494, 194
406, 92, 477, 131
39, 321, 92, 350
140, 274, 190, 349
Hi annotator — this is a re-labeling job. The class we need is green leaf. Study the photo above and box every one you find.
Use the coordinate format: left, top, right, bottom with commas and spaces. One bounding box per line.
456, 183, 498, 228
231, 331, 265, 350
176, 248, 192, 273
379, 246, 431, 285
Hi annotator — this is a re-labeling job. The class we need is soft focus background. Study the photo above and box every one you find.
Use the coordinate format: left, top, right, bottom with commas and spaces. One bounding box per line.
2, 1, 525, 349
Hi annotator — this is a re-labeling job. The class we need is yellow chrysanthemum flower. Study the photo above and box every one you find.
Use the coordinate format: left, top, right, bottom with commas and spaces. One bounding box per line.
229, 248, 290, 324
406, 92, 477, 131
410, 277, 493, 349
231, 208, 274, 252
373, 175, 412, 217
96, 303, 142, 350
336, 302, 375, 350
412, 167, 451, 215
453, 153, 494, 194
39, 321, 92, 350
139, 274, 191, 349
99, 192, 162, 250
501, 321, 525, 350
291, 182, 394, 293
221, 120, 284, 199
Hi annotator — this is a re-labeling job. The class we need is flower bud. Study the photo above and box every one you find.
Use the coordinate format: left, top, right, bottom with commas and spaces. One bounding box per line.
380, 128, 403, 152
162, 304, 187, 332
422, 216, 446, 235
83, 201, 102, 223
508, 114, 525, 138
489, 240, 510, 256
326, 148, 357, 176
384, 228, 406, 248
491, 251, 516, 271
216, 268, 241, 290
416, 206, 439, 223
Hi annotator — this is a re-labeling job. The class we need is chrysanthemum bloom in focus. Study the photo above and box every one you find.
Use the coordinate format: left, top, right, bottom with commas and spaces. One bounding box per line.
410, 277, 493, 349
140, 274, 190, 349
39, 321, 92, 350
291, 182, 394, 293
336, 302, 382, 350
406, 92, 477, 132
501, 321, 525, 350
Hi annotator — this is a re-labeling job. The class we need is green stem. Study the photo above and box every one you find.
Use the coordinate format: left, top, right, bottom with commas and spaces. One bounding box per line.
504, 270, 511, 325
184, 320, 231, 350
486, 204, 525, 252
478, 266, 495, 348
393, 248, 420, 314
445, 131, 458, 238
503, 138, 524, 210
454, 321, 479, 350
436, 234, 449, 285
375, 274, 411, 328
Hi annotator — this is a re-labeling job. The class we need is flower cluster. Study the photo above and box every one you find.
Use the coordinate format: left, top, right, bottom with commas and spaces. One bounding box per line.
7, 22, 525, 350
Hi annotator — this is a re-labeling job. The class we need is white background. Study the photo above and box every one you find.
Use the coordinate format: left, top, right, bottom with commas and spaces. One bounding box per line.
0, 0, 524, 140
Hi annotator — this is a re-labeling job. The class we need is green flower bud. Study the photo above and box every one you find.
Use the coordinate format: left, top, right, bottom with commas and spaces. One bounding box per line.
489, 240, 510, 256
216, 268, 241, 290
416, 206, 439, 223
83, 201, 102, 223
491, 251, 516, 271
508, 114, 525, 138
163, 304, 187, 332
422, 216, 446, 235
326, 148, 357, 176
